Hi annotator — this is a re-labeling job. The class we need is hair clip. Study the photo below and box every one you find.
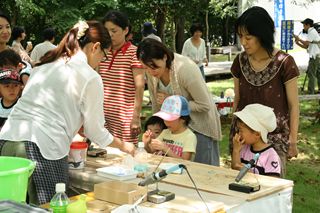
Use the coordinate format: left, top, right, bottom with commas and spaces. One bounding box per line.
139, 50, 144, 58
73, 20, 89, 40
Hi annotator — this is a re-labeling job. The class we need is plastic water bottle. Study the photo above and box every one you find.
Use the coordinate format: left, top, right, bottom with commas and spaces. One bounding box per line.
134, 142, 148, 174
50, 183, 70, 213
135, 142, 148, 161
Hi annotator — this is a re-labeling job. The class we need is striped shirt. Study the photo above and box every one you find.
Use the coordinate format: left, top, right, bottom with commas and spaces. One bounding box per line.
99, 42, 143, 143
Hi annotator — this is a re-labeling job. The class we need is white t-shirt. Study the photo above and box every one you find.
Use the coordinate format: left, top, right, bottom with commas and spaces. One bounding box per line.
31, 41, 56, 62
0, 98, 17, 129
181, 38, 207, 67
143, 34, 162, 42
306, 27, 320, 58
0, 51, 114, 160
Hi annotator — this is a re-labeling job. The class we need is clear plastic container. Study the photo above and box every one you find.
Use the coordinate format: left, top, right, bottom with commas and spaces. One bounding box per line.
68, 142, 88, 170
135, 142, 148, 162
49, 183, 70, 213
134, 142, 148, 174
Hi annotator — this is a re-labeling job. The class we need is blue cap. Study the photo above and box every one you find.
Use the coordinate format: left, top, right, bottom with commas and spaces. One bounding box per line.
153, 95, 190, 121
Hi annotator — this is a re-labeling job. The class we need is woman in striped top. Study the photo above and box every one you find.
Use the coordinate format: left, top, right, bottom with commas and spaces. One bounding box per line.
99, 11, 145, 143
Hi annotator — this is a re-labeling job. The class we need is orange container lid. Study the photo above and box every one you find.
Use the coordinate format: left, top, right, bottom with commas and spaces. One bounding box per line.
70, 142, 88, 149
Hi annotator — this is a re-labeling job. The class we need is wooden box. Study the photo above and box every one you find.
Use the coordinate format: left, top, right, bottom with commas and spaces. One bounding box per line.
94, 181, 147, 205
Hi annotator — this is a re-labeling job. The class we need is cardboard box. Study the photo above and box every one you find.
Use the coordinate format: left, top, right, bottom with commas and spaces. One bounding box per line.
94, 181, 147, 205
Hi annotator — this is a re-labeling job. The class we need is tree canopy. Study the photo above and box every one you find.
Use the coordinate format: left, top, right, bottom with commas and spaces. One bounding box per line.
0, 0, 238, 49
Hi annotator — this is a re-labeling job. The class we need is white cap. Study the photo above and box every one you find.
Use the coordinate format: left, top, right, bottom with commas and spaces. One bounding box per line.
234, 104, 277, 143
138, 142, 145, 148
55, 183, 66, 192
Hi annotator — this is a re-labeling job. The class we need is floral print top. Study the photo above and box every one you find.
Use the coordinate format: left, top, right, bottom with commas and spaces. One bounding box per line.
230, 50, 299, 153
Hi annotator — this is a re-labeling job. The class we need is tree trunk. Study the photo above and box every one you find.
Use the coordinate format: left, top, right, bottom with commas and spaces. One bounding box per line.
171, 18, 176, 52
175, 16, 185, 54
222, 17, 230, 46
205, 9, 210, 61
155, 7, 166, 43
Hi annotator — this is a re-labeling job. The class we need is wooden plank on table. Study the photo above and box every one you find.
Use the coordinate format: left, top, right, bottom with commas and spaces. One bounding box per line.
143, 155, 293, 201
85, 153, 293, 202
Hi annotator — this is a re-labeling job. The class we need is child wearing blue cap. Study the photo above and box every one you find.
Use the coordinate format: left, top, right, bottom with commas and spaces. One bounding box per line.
142, 95, 197, 160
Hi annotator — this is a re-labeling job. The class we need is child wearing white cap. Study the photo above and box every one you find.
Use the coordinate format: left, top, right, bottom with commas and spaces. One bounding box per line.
231, 104, 281, 177
142, 95, 197, 160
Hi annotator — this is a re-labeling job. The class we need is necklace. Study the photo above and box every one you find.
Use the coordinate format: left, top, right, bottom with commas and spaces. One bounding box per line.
248, 55, 273, 72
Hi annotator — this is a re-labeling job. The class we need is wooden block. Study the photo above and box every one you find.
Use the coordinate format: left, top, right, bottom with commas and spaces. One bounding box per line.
94, 181, 147, 205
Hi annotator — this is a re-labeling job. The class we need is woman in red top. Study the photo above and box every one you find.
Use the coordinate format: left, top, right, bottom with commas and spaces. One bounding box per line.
99, 11, 145, 143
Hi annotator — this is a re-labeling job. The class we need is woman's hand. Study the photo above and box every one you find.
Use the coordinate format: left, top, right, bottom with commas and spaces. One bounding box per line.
109, 137, 135, 156
26, 42, 33, 53
130, 116, 141, 137
287, 135, 298, 159
204, 58, 208, 66
156, 91, 169, 105
233, 133, 244, 152
287, 143, 298, 159
120, 141, 136, 156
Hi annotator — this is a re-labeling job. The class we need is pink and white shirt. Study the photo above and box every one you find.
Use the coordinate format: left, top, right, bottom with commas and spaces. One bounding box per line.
240, 144, 281, 176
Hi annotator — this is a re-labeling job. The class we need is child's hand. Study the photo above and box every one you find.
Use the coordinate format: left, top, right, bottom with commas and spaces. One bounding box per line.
149, 139, 166, 152
233, 133, 244, 152
142, 129, 153, 143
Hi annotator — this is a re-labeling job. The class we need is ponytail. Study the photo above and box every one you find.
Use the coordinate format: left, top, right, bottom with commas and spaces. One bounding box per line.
36, 20, 111, 66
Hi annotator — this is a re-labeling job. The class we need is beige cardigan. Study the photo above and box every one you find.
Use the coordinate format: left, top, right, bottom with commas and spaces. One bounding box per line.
147, 53, 222, 141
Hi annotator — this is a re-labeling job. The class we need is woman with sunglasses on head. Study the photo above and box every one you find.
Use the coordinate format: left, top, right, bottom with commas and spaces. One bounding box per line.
137, 38, 222, 166
0, 20, 135, 205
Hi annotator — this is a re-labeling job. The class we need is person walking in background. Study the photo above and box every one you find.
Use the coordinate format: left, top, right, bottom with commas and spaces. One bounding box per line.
99, 11, 145, 144
229, 6, 299, 177
142, 95, 197, 161
141, 22, 161, 42
0, 11, 11, 53
31, 27, 56, 63
182, 23, 208, 80
11, 26, 33, 64
232, 104, 281, 177
294, 18, 320, 94
0, 20, 135, 205
137, 38, 222, 166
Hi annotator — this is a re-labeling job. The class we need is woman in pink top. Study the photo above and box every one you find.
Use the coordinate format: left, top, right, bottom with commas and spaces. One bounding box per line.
99, 11, 145, 143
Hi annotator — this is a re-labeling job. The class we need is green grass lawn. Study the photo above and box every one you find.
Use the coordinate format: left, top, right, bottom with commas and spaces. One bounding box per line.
142, 72, 320, 212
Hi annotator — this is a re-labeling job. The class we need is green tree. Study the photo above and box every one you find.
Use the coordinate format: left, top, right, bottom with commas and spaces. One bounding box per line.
0, 0, 117, 44
209, 0, 238, 46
